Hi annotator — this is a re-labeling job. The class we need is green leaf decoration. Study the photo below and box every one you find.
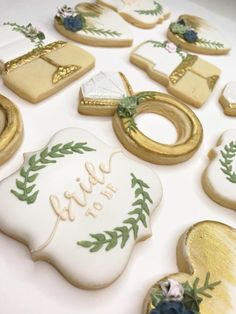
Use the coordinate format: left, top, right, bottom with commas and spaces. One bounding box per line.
77, 173, 153, 252
219, 141, 236, 183
197, 38, 224, 49
11, 142, 95, 204
83, 27, 121, 37
135, 1, 163, 16
148, 40, 187, 61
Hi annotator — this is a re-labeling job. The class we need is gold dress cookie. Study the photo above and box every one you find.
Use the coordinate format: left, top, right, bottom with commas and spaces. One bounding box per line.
0, 128, 162, 289
79, 72, 203, 164
0, 95, 23, 165
144, 221, 236, 314
219, 82, 236, 116
96, 0, 170, 29
168, 15, 231, 55
130, 40, 221, 108
55, 4, 133, 47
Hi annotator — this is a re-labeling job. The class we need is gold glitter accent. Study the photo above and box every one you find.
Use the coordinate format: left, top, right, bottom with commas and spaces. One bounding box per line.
169, 54, 198, 85
4, 41, 67, 73
207, 75, 219, 91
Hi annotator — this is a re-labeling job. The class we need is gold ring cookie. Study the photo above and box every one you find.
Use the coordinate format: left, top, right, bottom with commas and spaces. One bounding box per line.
0, 95, 23, 165
113, 92, 203, 165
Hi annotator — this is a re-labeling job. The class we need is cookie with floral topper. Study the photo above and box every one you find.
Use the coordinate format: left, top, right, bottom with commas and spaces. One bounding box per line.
54, 3, 133, 47
144, 220, 236, 314
130, 40, 221, 108
168, 15, 231, 55
202, 129, 236, 210
96, 0, 170, 29
219, 82, 236, 116
0, 21, 95, 103
0, 128, 162, 289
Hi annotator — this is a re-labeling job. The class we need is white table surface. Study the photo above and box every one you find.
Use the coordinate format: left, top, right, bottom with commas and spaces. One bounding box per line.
0, 0, 236, 313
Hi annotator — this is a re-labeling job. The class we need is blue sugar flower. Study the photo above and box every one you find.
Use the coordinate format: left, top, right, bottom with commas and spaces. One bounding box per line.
63, 15, 84, 32
183, 30, 198, 43
150, 301, 194, 314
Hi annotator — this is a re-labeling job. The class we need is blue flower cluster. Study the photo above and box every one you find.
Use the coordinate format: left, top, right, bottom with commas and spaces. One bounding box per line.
150, 301, 194, 314
63, 15, 84, 32
171, 19, 199, 44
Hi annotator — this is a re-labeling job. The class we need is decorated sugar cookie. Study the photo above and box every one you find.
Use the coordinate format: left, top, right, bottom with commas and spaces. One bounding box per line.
168, 15, 231, 55
219, 82, 236, 116
130, 40, 221, 108
144, 221, 236, 314
202, 130, 236, 210
0, 22, 95, 103
0, 128, 162, 289
79, 72, 134, 115
55, 4, 133, 47
79, 72, 203, 164
96, 0, 170, 29
0, 95, 23, 165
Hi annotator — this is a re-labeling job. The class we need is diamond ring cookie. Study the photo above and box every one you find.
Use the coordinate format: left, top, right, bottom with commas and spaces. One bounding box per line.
130, 40, 221, 108
55, 4, 133, 47
0, 22, 95, 103
79, 72, 203, 164
144, 221, 236, 314
0, 128, 162, 289
219, 82, 236, 116
0, 95, 23, 165
202, 130, 236, 210
168, 15, 231, 55
96, 0, 170, 29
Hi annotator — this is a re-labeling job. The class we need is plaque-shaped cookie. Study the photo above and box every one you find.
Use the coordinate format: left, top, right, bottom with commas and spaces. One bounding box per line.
144, 221, 235, 314
0, 128, 162, 289
131, 40, 221, 108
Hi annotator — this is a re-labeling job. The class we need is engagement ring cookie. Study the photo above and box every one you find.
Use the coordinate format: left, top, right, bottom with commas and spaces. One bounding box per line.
55, 4, 133, 47
0, 95, 23, 165
130, 40, 221, 108
219, 82, 236, 116
0, 128, 162, 289
96, 0, 170, 29
168, 15, 231, 55
79, 72, 203, 164
144, 221, 236, 314
0, 22, 95, 103
202, 130, 236, 210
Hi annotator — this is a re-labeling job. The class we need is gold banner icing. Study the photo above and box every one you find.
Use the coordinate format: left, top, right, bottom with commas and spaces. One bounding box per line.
169, 55, 198, 85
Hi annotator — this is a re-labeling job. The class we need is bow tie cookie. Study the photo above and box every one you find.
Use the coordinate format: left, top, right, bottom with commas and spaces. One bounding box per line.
55, 4, 133, 47
0, 95, 23, 165
168, 15, 231, 55
96, 0, 170, 29
0, 128, 162, 289
144, 221, 236, 314
130, 40, 221, 108
0, 22, 95, 103
219, 82, 236, 116
79, 72, 203, 164
202, 130, 236, 210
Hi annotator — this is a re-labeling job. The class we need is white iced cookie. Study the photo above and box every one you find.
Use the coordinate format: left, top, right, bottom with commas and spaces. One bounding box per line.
79, 72, 133, 115
202, 130, 236, 210
97, 0, 170, 29
55, 4, 133, 47
0, 128, 162, 289
219, 82, 236, 116
131, 40, 221, 108
168, 15, 231, 55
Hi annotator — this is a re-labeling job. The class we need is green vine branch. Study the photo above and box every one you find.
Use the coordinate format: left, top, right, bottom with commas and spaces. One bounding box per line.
135, 1, 163, 16
77, 173, 153, 252
83, 27, 121, 37
197, 38, 224, 49
11, 142, 95, 204
220, 141, 236, 183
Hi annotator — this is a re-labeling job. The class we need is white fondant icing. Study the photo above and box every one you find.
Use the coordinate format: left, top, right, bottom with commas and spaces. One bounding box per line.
0, 25, 25, 47
134, 41, 186, 77
0, 128, 162, 289
197, 22, 230, 49
81, 72, 128, 99
223, 82, 236, 104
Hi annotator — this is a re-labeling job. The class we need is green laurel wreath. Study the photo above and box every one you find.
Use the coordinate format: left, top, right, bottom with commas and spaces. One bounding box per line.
220, 141, 236, 183
77, 173, 153, 252
11, 142, 95, 204
135, 1, 163, 16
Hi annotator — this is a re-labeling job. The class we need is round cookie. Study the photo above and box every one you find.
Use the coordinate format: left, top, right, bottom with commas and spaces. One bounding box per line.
0, 95, 23, 165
